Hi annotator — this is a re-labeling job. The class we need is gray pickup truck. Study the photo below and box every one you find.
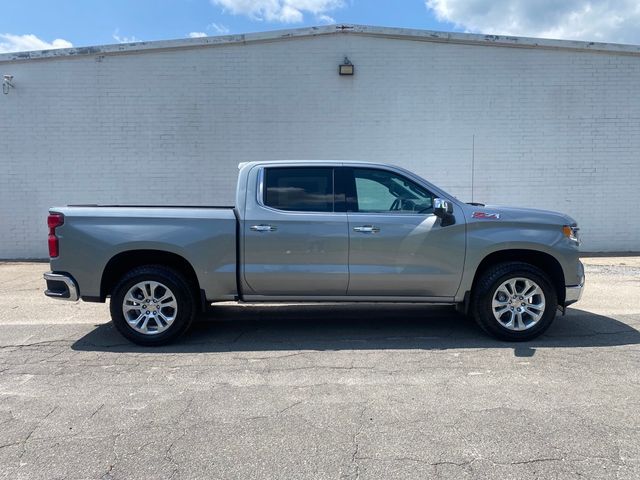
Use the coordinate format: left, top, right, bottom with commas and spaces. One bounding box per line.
44, 161, 584, 345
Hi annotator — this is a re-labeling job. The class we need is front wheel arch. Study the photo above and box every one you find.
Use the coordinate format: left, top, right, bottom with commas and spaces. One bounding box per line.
470, 261, 558, 341
470, 249, 566, 306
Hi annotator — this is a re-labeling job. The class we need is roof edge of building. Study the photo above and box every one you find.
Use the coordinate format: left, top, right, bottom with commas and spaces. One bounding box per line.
2, 24, 640, 63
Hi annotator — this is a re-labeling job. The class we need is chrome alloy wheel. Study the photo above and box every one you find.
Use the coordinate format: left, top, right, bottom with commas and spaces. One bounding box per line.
491, 277, 546, 331
122, 281, 178, 335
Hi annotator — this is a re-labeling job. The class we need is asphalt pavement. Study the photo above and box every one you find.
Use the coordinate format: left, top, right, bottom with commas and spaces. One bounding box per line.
0, 258, 638, 479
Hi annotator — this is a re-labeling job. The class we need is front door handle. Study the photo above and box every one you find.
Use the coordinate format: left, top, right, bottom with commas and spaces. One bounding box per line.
250, 224, 277, 232
353, 225, 380, 234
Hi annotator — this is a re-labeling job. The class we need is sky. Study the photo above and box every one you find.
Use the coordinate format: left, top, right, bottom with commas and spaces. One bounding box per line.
1, 0, 640, 53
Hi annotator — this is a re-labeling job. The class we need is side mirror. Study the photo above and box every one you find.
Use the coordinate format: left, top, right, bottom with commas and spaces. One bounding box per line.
434, 198, 455, 226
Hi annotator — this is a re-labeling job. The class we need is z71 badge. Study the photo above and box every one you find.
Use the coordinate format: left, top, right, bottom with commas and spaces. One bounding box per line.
472, 211, 501, 219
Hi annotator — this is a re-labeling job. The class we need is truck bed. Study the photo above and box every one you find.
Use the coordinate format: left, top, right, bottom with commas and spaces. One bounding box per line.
49, 205, 239, 302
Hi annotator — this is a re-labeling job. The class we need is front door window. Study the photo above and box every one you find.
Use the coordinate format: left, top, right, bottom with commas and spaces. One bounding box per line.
352, 169, 434, 214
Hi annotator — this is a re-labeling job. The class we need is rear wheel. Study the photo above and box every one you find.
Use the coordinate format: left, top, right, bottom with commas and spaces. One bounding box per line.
470, 262, 558, 341
109, 265, 196, 346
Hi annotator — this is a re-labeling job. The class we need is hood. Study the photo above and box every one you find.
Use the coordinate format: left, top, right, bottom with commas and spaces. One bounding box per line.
469, 205, 576, 226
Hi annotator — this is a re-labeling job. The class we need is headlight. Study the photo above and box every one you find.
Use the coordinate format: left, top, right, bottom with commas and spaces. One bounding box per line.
563, 225, 580, 244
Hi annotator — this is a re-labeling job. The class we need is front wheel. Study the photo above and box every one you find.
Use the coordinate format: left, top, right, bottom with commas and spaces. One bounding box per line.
470, 262, 558, 341
109, 265, 196, 346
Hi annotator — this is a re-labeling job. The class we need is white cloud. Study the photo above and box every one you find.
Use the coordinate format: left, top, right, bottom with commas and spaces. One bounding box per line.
112, 28, 139, 44
189, 31, 208, 38
0, 33, 72, 53
425, 0, 640, 44
210, 0, 344, 23
317, 13, 335, 24
208, 22, 230, 34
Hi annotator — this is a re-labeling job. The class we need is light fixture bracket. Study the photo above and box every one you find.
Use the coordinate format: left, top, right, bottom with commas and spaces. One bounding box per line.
2, 75, 14, 95
339, 57, 354, 76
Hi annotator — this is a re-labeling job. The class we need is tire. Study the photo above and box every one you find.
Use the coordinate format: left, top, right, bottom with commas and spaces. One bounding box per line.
470, 262, 558, 341
109, 265, 196, 346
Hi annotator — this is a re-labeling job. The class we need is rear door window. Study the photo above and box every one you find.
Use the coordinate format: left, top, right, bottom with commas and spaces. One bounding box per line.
264, 167, 334, 212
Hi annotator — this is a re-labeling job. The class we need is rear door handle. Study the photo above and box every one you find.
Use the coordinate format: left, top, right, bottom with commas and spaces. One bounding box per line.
250, 224, 277, 232
353, 225, 380, 234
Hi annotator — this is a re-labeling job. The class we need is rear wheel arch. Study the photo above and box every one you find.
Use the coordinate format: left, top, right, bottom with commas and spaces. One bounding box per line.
100, 250, 202, 306
109, 264, 197, 345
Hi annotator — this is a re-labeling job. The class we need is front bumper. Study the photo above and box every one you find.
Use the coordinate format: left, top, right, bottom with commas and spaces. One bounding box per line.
44, 272, 79, 301
564, 279, 584, 306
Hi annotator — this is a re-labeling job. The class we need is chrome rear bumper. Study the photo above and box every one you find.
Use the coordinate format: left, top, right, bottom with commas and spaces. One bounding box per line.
44, 272, 79, 301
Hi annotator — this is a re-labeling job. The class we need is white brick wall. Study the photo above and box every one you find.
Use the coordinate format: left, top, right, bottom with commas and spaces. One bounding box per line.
1, 30, 639, 257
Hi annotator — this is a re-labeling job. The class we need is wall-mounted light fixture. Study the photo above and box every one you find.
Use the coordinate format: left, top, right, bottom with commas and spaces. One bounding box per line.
2, 75, 14, 95
339, 57, 354, 76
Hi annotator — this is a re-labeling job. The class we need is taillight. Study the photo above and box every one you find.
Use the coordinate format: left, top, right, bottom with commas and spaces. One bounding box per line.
47, 213, 64, 258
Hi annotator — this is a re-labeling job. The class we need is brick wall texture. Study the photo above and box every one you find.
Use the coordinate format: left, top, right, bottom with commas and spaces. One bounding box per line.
1, 33, 639, 257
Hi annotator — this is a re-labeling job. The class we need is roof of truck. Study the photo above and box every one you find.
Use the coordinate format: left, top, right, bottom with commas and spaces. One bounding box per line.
238, 160, 390, 169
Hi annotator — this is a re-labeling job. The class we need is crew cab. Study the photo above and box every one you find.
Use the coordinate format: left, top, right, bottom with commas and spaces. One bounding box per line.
44, 161, 584, 345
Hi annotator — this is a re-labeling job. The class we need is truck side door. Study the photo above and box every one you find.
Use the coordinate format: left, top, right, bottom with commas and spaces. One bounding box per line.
341, 167, 466, 298
242, 166, 349, 296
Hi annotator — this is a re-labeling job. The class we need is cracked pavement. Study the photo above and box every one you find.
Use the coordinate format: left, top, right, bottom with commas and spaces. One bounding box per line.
0, 258, 639, 479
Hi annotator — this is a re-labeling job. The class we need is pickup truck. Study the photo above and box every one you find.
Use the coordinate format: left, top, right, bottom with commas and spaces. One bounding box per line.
44, 161, 584, 345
